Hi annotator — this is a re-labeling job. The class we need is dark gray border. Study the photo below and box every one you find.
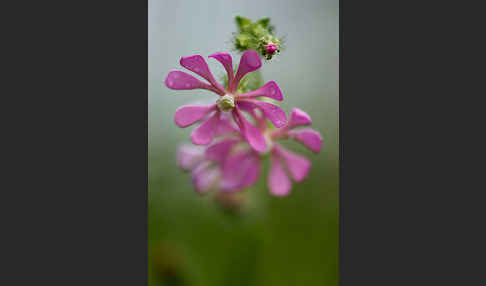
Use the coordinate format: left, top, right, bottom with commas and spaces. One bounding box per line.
2, 0, 148, 284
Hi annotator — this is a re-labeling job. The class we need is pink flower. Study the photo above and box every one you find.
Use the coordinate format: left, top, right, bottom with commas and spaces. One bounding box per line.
165, 50, 286, 152
266, 108, 322, 196
177, 137, 260, 194
177, 144, 220, 194
179, 108, 322, 196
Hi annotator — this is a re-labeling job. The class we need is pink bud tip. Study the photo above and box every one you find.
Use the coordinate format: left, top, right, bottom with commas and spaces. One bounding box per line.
264, 43, 278, 54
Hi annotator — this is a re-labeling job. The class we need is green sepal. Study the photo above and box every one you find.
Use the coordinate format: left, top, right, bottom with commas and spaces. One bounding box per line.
235, 34, 251, 50
257, 18, 270, 29
235, 16, 252, 32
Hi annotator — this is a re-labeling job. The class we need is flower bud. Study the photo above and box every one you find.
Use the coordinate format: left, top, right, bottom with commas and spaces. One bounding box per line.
233, 16, 282, 60
264, 43, 278, 55
260, 36, 281, 60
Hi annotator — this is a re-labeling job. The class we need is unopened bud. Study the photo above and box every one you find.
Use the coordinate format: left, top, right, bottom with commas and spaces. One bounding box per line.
264, 43, 278, 55
233, 16, 282, 60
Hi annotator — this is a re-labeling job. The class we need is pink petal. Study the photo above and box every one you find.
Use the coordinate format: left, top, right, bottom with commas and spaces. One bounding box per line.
240, 99, 287, 128
190, 112, 221, 145
176, 144, 205, 171
288, 129, 323, 153
235, 100, 257, 112
192, 162, 220, 193
233, 102, 263, 128
268, 152, 292, 196
205, 138, 240, 163
174, 104, 216, 128
232, 50, 262, 91
165, 70, 210, 90
276, 145, 311, 182
232, 108, 267, 152
288, 108, 312, 128
237, 81, 283, 101
221, 149, 260, 191
209, 52, 234, 88
180, 55, 225, 93
213, 115, 238, 137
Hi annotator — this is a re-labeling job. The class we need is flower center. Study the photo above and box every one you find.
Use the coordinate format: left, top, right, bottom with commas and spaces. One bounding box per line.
216, 94, 235, 111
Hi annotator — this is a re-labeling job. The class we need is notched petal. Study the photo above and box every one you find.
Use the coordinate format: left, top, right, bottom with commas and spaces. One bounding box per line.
174, 105, 215, 128
209, 52, 234, 84
237, 81, 283, 101
288, 129, 323, 153
190, 112, 220, 145
232, 50, 262, 90
233, 109, 267, 152
180, 55, 224, 91
165, 70, 207, 90
242, 99, 287, 128
277, 145, 311, 182
288, 108, 312, 128
268, 152, 292, 196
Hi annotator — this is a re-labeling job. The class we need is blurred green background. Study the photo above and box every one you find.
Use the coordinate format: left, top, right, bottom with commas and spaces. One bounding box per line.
149, 0, 338, 285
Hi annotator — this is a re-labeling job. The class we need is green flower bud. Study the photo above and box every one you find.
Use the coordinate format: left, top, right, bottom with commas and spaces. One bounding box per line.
232, 16, 283, 60
235, 34, 251, 50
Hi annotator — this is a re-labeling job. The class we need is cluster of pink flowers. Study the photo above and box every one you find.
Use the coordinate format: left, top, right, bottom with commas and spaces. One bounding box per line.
166, 50, 322, 196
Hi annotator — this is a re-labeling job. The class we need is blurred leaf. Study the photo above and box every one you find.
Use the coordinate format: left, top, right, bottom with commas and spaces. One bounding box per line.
235, 34, 251, 50
238, 70, 264, 93
257, 18, 270, 28
235, 16, 251, 31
